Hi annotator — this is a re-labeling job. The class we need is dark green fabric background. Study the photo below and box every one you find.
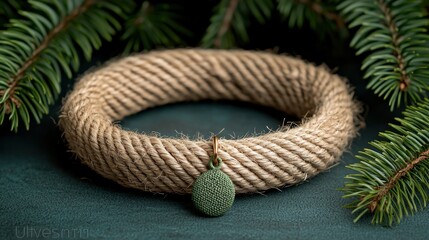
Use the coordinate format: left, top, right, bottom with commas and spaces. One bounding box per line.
1, 47, 429, 239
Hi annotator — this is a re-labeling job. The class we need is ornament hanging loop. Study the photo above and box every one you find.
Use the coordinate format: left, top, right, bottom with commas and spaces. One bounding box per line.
212, 135, 220, 167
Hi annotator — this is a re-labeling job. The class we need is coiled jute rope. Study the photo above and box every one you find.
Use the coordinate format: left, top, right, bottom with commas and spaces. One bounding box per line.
60, 49, 360, 194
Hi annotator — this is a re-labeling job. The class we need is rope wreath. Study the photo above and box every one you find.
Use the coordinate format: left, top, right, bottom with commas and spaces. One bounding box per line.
60, 49, 360, 194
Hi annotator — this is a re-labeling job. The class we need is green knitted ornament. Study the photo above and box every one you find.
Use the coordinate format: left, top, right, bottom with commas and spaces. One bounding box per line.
192, 156, 235, 217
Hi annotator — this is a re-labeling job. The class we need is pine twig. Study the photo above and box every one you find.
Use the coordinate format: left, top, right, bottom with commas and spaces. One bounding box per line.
342, 98, 429, 225
214, 0, 240, 48
0, 0, 130, 131
202, 0, 273, 48
7, 0, 95, 100
369, 149, 429, 212
121, 1, 189, 54
295, 0, 345, 28
377, 0, 409, 91
339, 0, 429, 110
277, 0, 345, 34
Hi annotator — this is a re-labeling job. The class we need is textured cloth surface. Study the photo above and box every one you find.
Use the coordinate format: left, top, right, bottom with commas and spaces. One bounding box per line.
1, 57, 429, 240
1, 100, 429, 239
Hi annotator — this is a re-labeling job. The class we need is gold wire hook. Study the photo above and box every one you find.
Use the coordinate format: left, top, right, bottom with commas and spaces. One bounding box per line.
212, 135, 219, 166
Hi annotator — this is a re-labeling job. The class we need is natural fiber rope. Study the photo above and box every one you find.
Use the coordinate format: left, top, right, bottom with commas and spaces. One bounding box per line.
59, 49, 360, 194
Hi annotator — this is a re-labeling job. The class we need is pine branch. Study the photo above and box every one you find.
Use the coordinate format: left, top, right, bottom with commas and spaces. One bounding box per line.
0, 0, 131, 131
202, 0, 273, 48
121, 1, 189, 54
301, 0, 344, 27
338, 0, 429, 110
368, 149, 429, 213
214, 0, 240, 48
342, 98, 429, 226
7, 1, 93, 96
277, 0, 345, 31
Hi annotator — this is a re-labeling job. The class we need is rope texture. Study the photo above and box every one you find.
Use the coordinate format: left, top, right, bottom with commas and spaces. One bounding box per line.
60, 49, 360, 194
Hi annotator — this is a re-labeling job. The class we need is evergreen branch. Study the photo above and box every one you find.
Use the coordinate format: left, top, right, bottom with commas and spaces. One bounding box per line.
378, 0, 409, 91
0, 0, 130, 131
338, 0, 429, 110
369, 149, 429, 213
277, 0, 345, 30
300, 0, 344, 28
121, 1, 189, 54
214, 0, 240, 48
342, 98, 429, 225
202, 0, 273, 48
7, 0, 93, 97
